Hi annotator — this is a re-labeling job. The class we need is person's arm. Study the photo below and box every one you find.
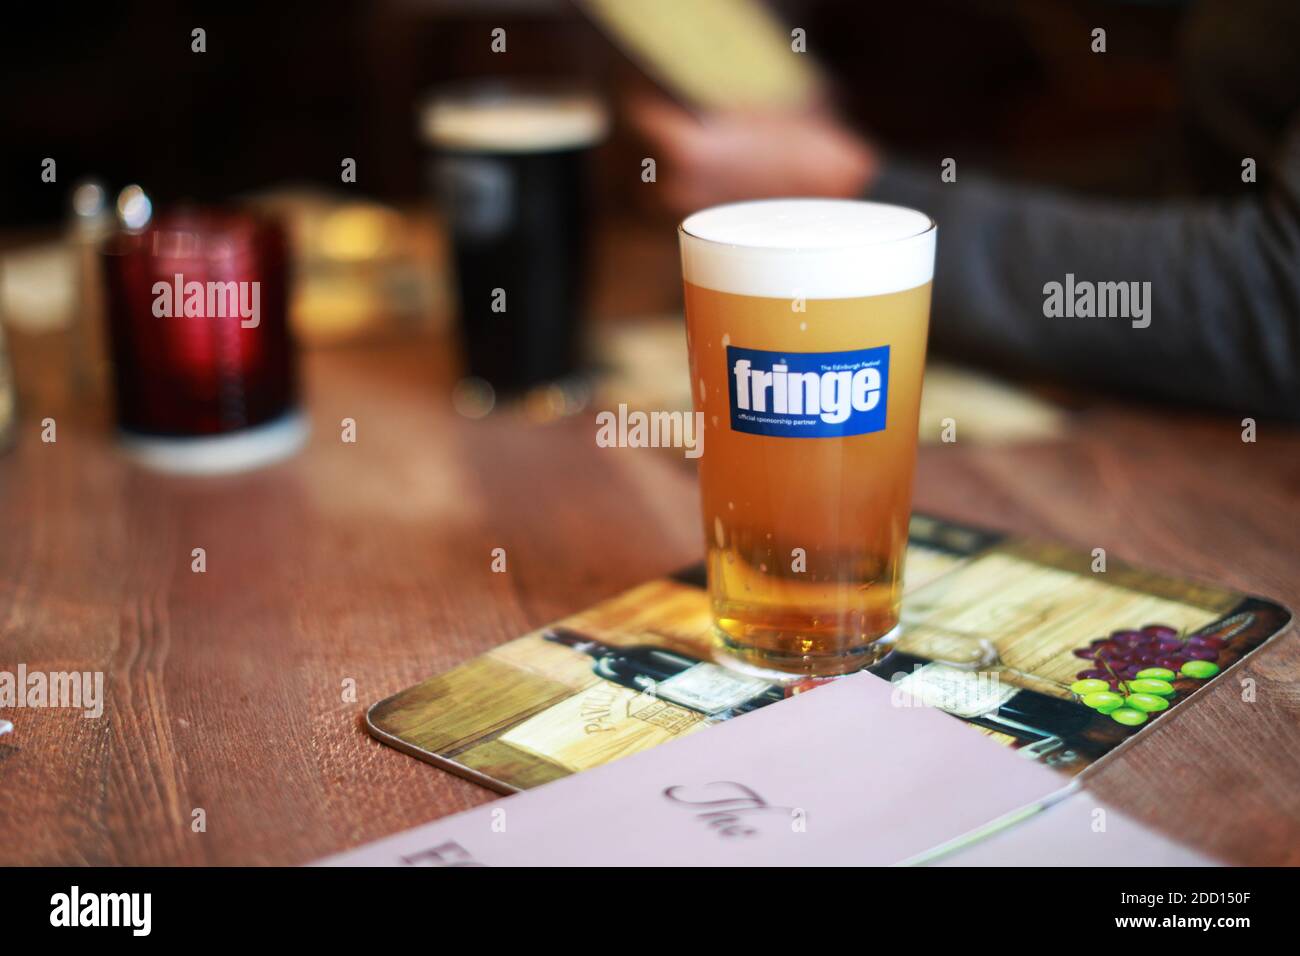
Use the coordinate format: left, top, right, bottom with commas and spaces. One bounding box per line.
872, 121, 1300, 418
629, 92, 1300, 418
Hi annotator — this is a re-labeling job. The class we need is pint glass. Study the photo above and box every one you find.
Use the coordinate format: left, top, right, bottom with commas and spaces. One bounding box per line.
421, 84, 607, 398
679, 199, 936, 679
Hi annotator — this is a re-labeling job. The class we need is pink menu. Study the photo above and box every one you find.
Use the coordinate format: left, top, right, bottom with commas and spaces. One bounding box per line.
320, 671, 1080, 866
934, 791, 1216, 866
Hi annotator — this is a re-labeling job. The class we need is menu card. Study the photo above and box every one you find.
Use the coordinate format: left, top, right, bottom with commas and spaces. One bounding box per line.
576, 0, 822, 111
319, 670, 1071, 866
933, 792, 1217, 867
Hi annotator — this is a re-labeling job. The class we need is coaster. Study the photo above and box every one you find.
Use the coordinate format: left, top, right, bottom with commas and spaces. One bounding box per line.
368, 513, 1291, 792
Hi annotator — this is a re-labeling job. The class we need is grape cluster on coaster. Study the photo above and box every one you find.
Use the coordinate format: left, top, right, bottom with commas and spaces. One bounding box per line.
1067, 623, 1223, 728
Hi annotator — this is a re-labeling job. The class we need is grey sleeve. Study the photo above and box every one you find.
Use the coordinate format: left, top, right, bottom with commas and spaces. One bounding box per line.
871, 123, 1300, 419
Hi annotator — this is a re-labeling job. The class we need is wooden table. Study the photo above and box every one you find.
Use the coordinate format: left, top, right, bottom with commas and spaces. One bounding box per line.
1, 323, 1297, 866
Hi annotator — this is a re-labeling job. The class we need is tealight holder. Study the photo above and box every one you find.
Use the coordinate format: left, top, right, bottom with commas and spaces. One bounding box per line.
100, 206, 306, 473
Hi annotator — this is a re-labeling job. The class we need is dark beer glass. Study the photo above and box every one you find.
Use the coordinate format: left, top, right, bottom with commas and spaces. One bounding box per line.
421, 84, 607, 399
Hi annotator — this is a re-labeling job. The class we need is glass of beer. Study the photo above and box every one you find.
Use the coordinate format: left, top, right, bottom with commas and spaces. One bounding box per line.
679, 199, 936, 679
420, 83, 607, 401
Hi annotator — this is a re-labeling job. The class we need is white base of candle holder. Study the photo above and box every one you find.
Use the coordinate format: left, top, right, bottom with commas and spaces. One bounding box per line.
118, 410, 309, 475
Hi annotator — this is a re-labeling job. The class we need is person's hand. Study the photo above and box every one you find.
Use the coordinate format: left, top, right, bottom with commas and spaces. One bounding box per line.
630, 96, 879, 217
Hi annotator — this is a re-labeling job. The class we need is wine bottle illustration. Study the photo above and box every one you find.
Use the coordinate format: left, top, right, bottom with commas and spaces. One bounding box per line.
871, 650, 1090, 765
544, 628, 784, 718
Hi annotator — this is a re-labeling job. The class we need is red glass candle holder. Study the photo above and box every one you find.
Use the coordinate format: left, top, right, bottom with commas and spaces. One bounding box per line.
100, 208, 306, 472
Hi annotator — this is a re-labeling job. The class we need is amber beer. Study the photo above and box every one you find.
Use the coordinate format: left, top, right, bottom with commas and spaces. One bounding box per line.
679, 199, 936, 678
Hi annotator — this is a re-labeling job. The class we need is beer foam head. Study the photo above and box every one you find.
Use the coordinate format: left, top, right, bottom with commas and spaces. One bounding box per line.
421, 91, 607, 153
680, 199, 935, 299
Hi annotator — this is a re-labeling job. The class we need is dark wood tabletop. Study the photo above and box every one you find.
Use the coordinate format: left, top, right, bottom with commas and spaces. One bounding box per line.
1, 308, 1298, 866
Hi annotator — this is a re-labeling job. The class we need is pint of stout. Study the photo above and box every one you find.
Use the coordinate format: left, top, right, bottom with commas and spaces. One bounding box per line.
421, 87, 607, 397
679, 199, 936, 679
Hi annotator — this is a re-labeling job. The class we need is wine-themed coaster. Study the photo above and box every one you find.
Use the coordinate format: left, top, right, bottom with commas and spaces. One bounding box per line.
367, 513, 1291, 793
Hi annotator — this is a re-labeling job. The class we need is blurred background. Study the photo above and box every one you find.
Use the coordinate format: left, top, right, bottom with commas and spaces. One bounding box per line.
0, 0, 1292, 451
2, 0, 1191, 225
